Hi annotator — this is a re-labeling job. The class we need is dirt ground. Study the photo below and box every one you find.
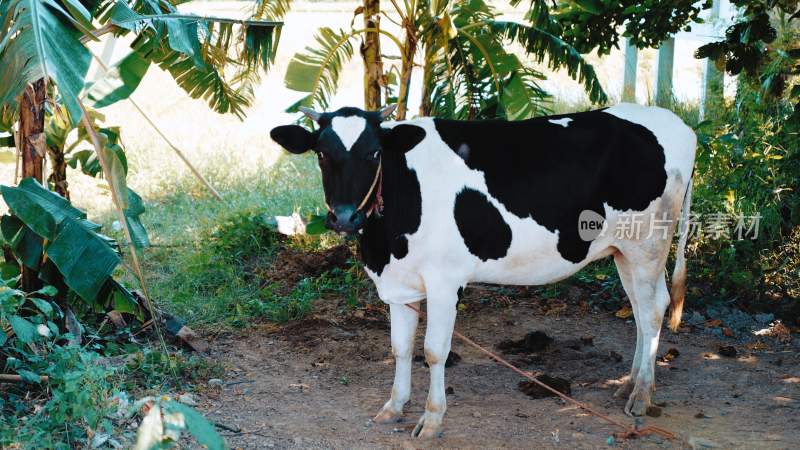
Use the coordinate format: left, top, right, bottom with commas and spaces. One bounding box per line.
195, 281, 799, 450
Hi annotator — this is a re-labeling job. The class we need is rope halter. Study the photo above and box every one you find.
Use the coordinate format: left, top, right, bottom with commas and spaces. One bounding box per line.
324, 158, 383, 217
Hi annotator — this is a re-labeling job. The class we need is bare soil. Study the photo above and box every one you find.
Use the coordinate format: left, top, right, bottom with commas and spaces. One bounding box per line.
197, 281, 800, 450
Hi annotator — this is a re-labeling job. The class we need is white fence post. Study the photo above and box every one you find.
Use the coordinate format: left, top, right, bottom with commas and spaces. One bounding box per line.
655, 38, 675, 108
622, 38, 638, 103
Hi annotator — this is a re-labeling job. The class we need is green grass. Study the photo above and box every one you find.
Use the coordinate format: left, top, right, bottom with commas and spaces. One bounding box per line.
126, 153, 329, 327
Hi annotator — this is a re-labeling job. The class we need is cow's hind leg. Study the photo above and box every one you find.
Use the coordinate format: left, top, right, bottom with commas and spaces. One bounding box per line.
622, 256, 671, 416
374, 302, 419, 423
613, 252, 643, 399
413, 284, 458, 439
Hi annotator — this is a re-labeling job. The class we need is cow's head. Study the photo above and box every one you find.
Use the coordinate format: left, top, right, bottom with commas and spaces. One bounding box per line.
270, 105, 425, 234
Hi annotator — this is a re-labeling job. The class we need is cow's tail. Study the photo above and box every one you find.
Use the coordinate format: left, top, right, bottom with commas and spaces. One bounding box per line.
668, 177, 693, 332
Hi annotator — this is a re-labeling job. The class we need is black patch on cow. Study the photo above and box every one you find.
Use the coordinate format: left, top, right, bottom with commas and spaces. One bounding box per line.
358, 124, 426, 275
453, 188, 512, 261
382, 124, 427, 154
435, 110, 667, 263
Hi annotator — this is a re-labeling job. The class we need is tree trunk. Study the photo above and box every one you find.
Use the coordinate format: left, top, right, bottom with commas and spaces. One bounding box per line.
396, 19, 418, 121
419, 46, 434, 117
361, 0, 384, 111
17, 78, 46, 292
19, 79, 46, 183
47, 144, 69, 199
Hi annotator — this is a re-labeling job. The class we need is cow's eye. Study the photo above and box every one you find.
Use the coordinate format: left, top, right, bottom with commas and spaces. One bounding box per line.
371, 150, 380, 160
317, 152, 327, 162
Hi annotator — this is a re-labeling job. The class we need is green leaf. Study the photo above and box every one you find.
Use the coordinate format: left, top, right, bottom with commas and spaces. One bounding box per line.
304, 214, 327, 235
164, 401, 224, 450
491, 21, 607, 104
99, 143, 129, 210
166, 19, 205, 68
124, 189, 150, 248
17, 369, 42, 383
573, 0, 603, 15
9, 315, 37, 343
284, 27, 356, 111
0, 0, 92, 125
501, 71, 545, 120
1, 178, 86, 239
35, 285, 58, 297
29, 297, 54, 317
85, 51, 151, 109
111, 3, 281, 119
46, 219, 120, 302
111, 281, 140, 318
0, 261, 20, 280
1, 214, 42, 269
13, 224, 43, 270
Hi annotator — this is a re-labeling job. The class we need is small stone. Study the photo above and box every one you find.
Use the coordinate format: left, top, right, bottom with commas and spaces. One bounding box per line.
754, 313, 774, 324
445, 386, 455, 395
178, 393, 197, 406
688, 436, 718, 449
472, 411, 482, 418
645, 405, 662, 417
91, 433, 110, 448
208, 378, 224, 386
685, 311, 706, 326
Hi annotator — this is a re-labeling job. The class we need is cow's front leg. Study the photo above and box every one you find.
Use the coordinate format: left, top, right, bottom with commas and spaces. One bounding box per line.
374, 301, 419, 423
413, 286, 458, 439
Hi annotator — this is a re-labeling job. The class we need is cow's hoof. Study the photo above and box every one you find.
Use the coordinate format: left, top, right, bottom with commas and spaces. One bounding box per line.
624, 388, 651, 417
613, 380, 634, 399
411, 414, 442, 439
373, 406, 402, 424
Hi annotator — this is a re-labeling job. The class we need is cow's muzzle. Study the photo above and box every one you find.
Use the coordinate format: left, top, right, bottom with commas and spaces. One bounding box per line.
326, 204, 365, 234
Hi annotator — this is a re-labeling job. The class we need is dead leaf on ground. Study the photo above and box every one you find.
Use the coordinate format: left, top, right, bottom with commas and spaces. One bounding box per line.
722, 327, 734, 337
615, 306, 632, 319
705, 319, 722, 328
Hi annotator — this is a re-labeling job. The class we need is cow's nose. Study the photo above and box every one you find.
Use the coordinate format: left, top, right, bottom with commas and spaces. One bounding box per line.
327, 204, 364, 233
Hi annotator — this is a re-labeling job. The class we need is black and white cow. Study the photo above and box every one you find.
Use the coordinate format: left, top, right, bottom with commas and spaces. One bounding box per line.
270, 103, 695, 438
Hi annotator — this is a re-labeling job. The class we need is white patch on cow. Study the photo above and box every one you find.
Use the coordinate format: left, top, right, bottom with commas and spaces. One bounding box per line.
549, 118, 572, 127
603, 103, 696, 184
331, 115, 366, 151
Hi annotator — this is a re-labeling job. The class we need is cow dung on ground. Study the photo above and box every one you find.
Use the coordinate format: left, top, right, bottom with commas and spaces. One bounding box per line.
518, 374, 571, 398
257, 244, 354, 289
497, 330, 554, 353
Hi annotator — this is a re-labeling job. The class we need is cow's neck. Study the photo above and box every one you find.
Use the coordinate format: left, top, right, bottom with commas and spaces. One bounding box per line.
358, 150, 422, 275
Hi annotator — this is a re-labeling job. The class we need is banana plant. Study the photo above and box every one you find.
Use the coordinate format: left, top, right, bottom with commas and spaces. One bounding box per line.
284, 0, 608, 121
0, 0, 283, 320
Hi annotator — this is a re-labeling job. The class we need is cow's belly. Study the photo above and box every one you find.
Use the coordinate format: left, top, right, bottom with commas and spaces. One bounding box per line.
366, 213, 618, 305
461, 214, 617, 286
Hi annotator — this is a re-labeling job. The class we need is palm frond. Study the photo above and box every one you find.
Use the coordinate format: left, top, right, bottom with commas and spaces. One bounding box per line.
426, 0, 550, 120
284, 27, 356, 112
105, 2, 281, 118
492, 20, 608, 104
254, 0, 293, 20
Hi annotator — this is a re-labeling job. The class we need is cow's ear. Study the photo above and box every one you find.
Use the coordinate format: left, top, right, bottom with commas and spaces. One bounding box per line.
381, 124, 426, 153
270, 125, 315, 154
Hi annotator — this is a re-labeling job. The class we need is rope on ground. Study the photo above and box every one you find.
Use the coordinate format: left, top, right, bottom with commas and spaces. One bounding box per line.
404, 303, 675, 441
